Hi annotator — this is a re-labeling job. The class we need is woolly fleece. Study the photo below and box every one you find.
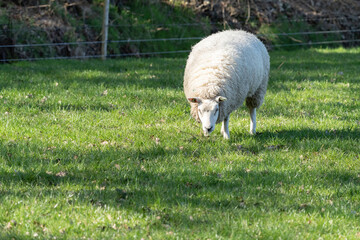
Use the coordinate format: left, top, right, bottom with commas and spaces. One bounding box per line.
184, 30, 270, 124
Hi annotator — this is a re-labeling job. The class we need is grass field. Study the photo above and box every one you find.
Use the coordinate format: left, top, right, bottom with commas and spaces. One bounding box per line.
0, 47, 360, 239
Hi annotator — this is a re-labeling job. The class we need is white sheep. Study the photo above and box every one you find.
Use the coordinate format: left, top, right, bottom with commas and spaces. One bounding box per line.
183, 30, 270, 139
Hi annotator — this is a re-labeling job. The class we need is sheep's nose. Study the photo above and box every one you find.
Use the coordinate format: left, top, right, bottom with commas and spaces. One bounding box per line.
205, 126, 213, 132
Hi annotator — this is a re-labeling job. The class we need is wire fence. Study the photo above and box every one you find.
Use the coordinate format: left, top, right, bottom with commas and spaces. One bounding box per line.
1, 16, 360, 62
1, 29, 359, 49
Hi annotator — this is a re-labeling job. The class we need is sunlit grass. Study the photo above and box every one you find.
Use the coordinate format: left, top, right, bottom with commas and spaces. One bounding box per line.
0, 48, 360, 239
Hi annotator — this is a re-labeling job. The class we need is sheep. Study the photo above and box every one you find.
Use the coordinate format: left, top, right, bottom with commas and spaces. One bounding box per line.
183, 30, 270, 139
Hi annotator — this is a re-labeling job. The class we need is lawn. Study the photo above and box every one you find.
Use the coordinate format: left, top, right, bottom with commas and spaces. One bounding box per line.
0, 47, 360, 239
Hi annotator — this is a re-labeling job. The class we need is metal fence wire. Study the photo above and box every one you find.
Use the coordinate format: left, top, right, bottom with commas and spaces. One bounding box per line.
1, 16, 360, 62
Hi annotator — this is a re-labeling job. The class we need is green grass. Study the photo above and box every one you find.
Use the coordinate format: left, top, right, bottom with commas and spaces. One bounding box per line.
0, 47, 360, 239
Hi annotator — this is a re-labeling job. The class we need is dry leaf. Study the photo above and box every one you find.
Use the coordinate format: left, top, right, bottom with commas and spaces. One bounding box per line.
101, 90, 108, 96
5, 220, 16, 230
299, 203, 308, 209
56, 171, 67, 177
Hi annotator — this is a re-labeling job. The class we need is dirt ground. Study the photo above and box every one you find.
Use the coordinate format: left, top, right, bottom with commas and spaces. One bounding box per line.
183, 0, 360, 32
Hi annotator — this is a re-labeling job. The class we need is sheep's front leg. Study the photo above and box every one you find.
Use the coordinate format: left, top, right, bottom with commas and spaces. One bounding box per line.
250, 108, 256, 135
221, 116, 230, 139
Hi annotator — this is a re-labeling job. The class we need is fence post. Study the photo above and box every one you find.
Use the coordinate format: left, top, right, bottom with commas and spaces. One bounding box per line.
101, 0, 110, 60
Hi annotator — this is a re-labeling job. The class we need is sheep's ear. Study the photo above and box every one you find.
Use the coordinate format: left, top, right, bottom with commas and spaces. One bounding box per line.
216, 96, 227, 102
188, 97, 201, 103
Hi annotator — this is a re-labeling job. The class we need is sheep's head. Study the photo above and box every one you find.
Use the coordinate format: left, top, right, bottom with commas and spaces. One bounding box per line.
188, 96, 227, 136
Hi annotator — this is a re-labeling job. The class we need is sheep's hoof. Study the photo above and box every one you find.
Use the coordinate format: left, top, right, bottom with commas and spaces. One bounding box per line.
223, 134, 230, 140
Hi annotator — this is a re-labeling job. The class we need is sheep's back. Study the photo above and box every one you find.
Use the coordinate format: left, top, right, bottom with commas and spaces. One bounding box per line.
184, 30, 269, 102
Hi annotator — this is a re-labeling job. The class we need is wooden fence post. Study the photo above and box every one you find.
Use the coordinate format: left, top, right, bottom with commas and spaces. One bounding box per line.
101, 0, 110, 60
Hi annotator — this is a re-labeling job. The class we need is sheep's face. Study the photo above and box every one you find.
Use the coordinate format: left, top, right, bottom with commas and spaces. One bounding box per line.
188, 96, 227, 136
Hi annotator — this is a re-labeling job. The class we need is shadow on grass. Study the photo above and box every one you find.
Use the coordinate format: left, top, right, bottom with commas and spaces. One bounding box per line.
269, 49, 360, 94
1, 49, 360, 233
1, 162, 359, 227
1, 50, 359, 119
1, 136, 359, 230
257, 128, 360, 141
0, 58, 186, 91
0, 233, 31, 240
230, 127, 360, 153
0, 49, 359, 93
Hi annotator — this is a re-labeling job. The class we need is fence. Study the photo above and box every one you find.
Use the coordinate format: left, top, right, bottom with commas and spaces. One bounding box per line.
1, 16, 360, 62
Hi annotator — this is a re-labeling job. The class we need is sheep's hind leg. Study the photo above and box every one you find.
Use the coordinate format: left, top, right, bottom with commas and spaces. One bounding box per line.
249, 108, 256, 135
221, 116, 230, 139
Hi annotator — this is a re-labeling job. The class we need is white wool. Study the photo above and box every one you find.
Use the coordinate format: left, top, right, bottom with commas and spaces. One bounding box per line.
184, 30, 270, 137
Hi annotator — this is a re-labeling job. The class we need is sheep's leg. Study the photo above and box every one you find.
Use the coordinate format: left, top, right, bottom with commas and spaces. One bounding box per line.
250, 108, 256, 135
221, 116, 230, 139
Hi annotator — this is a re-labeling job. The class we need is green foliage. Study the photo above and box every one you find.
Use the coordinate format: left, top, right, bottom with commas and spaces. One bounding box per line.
0, 48, 360, 238
106, 0, 211, 56
258, 17, 342, 49
0, 0, 211, 59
